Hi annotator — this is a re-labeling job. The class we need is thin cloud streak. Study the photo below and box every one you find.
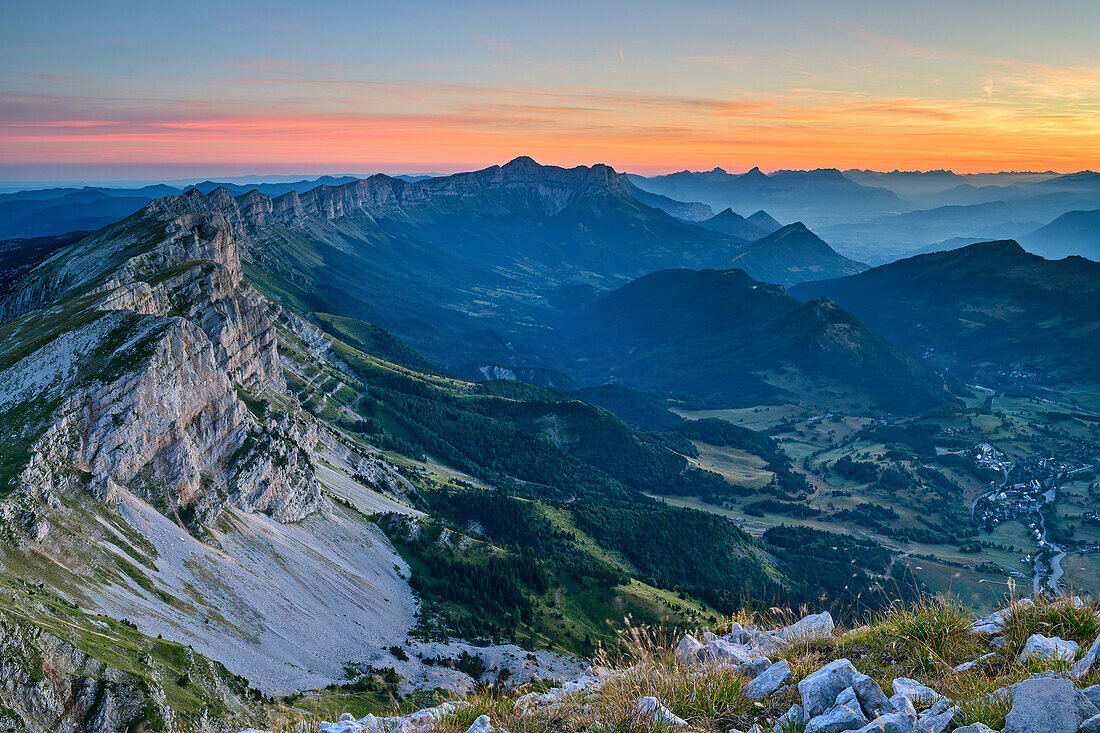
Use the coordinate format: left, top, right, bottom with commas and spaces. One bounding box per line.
2, 30, 1097, 173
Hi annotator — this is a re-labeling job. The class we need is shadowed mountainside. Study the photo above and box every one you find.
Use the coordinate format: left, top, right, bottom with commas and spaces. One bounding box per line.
791, 240, 1100, 383
571, 267, 957, 412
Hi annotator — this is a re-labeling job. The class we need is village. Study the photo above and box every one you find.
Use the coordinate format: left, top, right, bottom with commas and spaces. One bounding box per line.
970, 439, 1100, 592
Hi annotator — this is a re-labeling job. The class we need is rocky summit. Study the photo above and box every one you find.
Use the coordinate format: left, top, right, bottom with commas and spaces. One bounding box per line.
239, 594, 1100, 733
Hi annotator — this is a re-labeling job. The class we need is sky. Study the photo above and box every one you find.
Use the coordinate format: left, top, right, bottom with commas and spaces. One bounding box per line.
1, 0, 1098, 182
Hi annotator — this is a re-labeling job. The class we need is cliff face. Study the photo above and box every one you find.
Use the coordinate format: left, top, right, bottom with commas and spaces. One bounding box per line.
0, 201, 320, 534
141, 156, 633, 233
0, 614, 151, 733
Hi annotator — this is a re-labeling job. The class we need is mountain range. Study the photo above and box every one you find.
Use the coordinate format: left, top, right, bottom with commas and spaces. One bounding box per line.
5, 166, 1099, 270
820, 190, 1100, 264
121, 158, 924, 411
0, 175, 411, 239
0, 172, 932, 728
194, 156, 750, 368
791, 240, 1100, 383
696, 207, 782, 239
628, 166, 906, 226
1, 154, 1098, 730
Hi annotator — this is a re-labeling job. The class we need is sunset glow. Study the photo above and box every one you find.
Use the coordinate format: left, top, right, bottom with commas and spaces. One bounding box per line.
2, 0, 1098, 180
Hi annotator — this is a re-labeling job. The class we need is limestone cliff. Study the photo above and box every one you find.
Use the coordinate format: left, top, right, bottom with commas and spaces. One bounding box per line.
0, 199, 321, 534
137, 156, 633, 235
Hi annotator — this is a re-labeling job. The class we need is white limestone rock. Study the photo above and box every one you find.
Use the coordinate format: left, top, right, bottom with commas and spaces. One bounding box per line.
777, 611, 835, 643
954, 652, 997, 672
1002, 677, 1098, 733
1017, 634, 1079, 664
675, 634, 704, 665
799, 659, 860, 717
1073, 634, 1100, 679
704, 637, 756, 665
806, 686, 868, 733
464, 715, 492, 733
773, 704, 808, 732
633, 696, 688, 729
851, 671, 892, 718
742, 659, 790, 699
891, 677, 942, 707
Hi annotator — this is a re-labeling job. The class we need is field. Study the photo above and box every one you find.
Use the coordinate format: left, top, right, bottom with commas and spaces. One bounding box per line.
669, 381, 1100, 605
686, 443, 775, 490
894, 557, 1010, 614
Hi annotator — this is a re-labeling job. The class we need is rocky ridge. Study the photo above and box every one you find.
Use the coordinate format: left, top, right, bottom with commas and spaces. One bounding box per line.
0, 200, 322, 539
0, 606, 266, 733
149, 156, 633, 234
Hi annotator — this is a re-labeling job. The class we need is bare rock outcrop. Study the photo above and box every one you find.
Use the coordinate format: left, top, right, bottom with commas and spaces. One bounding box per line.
0, 614, 159, 733
0, 198, 320, 535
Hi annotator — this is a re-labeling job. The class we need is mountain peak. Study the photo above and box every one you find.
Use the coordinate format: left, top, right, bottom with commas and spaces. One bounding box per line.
753, 222, 821, 247
697, 207, 763, 240
948, 239, 1029, 260
729, 221, 867, 286
746, 210, 783, 234
502, 155, 541, 170
574, 265, 953, 413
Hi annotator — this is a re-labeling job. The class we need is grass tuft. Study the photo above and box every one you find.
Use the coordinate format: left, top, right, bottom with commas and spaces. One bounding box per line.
1000, 594, 1100, 658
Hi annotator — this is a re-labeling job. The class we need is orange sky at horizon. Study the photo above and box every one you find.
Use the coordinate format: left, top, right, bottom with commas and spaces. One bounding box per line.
3, 1, 1099, 178
5, 91, 1097, 177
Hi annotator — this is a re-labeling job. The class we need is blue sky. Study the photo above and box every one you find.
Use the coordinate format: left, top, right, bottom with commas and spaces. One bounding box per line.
2, 0, 1098, 180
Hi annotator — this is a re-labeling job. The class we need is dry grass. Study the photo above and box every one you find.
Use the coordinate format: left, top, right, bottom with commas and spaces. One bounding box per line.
999, 593, 1100, 658
941, 668, 1017, 729
265, 593, 1100, 733
870, 595, 988, 674
266, 712, 321, 733
777, 595, 988, 693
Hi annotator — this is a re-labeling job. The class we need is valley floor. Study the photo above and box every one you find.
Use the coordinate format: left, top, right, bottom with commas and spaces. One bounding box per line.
664, 381, 1100, 613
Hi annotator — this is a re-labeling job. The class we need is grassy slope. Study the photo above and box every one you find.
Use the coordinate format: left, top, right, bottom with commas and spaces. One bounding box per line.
572, 268, 956, 414
790, 240, 1100, 383
0, 575, 267, 731
275, 316, 731, 654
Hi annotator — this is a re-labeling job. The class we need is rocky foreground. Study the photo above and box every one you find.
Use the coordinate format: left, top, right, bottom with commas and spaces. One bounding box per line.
247, 594, 1100, 733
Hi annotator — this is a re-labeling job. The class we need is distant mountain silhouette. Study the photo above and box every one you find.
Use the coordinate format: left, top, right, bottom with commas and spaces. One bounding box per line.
0, 176, 368, 238
726, 222, 867, 285
623, 181, 714, 222
99, 157, 747, 369
746, 210, 782, 234
628, 167, 905, 227
1021, 209, 1100, 260
697, 208, 771, 240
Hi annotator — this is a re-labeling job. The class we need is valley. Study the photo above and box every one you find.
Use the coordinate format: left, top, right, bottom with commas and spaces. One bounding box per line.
660, 382, 1100, 613
0, 159, 1096, 731
5, 1, 1100, 728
